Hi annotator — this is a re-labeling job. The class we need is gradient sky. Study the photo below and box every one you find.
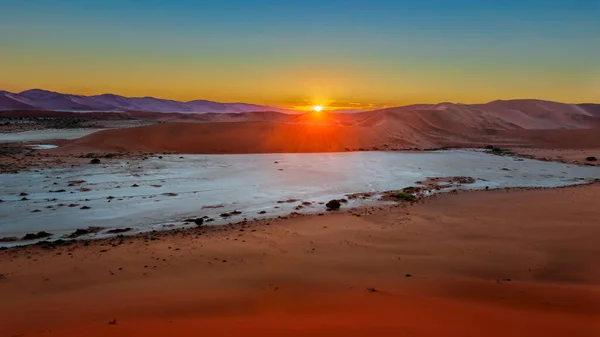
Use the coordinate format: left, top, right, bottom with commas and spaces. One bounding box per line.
1, 0, 599, 110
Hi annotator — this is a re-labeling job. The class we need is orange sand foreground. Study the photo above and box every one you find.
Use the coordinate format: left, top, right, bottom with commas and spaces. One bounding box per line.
1, 185, 599, 336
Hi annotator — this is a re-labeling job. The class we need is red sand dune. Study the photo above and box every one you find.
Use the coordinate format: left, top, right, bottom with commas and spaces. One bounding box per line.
61, 121, 391, 153
58, 100, 600, 154
5, 99, 600, 154
498, 128, 600, 149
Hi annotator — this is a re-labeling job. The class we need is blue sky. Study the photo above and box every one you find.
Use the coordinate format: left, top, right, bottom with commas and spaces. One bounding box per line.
1, 0, 598, 106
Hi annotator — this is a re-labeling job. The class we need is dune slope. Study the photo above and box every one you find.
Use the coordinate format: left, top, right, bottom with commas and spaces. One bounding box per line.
60, 103, 600, 154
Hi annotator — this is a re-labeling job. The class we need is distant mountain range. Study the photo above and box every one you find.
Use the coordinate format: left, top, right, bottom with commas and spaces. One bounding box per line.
0, 89, 294, 114
1, 90, 599, 128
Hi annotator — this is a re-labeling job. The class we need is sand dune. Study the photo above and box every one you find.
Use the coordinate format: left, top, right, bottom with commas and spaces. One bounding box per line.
61, 121, 390, 153
57, 99, 600, 154
472, 99, 598, 129
498, 128, 600, 149
58, 112, 471, 154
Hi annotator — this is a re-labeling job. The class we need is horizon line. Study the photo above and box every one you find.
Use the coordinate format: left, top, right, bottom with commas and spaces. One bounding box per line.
2, 88, 599, 110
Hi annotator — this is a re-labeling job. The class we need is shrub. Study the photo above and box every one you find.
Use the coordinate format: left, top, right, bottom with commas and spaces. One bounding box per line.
394, 192, 416, 202
90, 158, 101, 164
22, 231, 52, 240
35, 239, 73, 248
586, 156, 597, 162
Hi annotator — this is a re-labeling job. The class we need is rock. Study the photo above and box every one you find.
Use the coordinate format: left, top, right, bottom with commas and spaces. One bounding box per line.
22, 231, 53, 240
131, 184, 139, 187
65, 227, 103, 238
71, 229, 89, 237
184, 218, 204, 226
20, 197, 28, 201
31, 209, 41, 213
0, 236, 18, 243
19, 192, 28, 196
456, 176, 476, 184
106, 228, 133, 234
90, 158, 101, 164
586, 156, 597, 162
326, 200, 341, 210
80, 206, 91, 210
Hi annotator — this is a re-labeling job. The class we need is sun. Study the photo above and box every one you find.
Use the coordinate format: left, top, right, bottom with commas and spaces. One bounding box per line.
312, 105, 323, 112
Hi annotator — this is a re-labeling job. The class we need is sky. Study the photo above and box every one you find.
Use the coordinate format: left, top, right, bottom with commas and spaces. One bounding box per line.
1, 0, 599, 110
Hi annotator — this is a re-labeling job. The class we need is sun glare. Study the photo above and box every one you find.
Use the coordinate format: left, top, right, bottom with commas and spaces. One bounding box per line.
313, 105, 323, 112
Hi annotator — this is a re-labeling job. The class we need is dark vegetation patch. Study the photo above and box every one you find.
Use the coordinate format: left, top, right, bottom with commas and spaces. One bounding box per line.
392, 192, 417, 202
65, 227, 104, 238
35, 239, 75, 248
22, 231, 53, 240
106, 228, 133, 234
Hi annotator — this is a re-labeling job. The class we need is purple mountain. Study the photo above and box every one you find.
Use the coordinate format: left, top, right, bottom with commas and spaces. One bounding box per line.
0, 89, 293, 114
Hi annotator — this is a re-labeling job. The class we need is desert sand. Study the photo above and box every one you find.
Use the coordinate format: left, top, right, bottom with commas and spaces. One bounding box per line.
509, 148, 600, 166
2, 99, 600, 336
49, 100, 600, 155
3, 99, 599, 156
1, 185, 599, 337
53, 119, 600, 155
